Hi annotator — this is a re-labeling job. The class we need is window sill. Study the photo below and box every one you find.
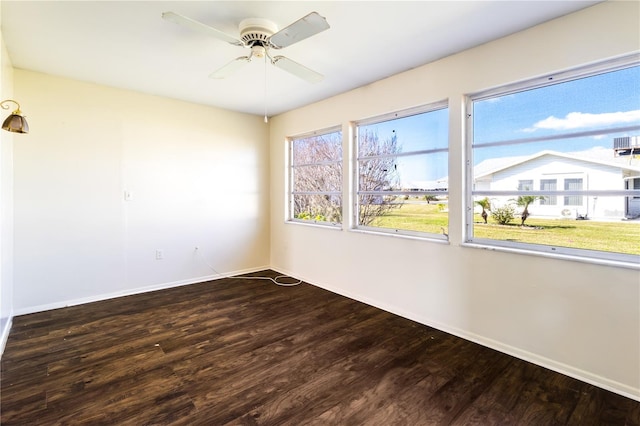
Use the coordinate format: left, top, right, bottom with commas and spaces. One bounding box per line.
462, 241, 640, 270
350, 226, 449, 244
285, 219, 343, 230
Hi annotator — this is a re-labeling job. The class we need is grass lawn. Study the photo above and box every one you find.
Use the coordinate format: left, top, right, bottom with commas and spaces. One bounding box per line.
370, 202, 449, 235
370, 201, 640, 255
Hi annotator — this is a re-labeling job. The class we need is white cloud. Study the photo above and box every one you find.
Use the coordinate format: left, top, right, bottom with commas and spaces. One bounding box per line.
523, 110, 640, 132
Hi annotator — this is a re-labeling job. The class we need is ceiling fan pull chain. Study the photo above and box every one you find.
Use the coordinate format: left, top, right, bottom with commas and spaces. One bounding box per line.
264, 54, 269, 123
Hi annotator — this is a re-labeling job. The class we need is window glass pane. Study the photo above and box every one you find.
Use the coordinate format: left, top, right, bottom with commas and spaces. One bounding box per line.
359, 195, 449, 235
357, 153, 449, 193
289, 129, 342, 226
358, 152, 448, 191
292, 134, 342, 164
356, 105, 449, 237
473, 66, 640, 147
518, 180, 533, 191
292, 194, 342, 223
472, 196, 639, 256
359, 108, 448, 153
540, 179, 557, 205
469, 63, 640, 262
397, 152, 448, 190
633, 178, 640, 200
358, 158, 400, 192
564, 178, 583, 206
293, 164, 341, 192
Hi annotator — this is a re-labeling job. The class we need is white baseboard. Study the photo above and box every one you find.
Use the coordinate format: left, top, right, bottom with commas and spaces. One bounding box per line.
13, 265, 270, 317
0, 314, 13, 358
271, 266, 640, 402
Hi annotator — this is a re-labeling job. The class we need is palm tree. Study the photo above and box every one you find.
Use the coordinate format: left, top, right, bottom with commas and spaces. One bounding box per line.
515, 195, 543, 226
475, 197, 491, 224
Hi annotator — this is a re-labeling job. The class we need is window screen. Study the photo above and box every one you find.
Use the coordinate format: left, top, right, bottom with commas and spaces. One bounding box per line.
289, 128, 342, 226
467, 59, 640, 263
354, 102, 449, 238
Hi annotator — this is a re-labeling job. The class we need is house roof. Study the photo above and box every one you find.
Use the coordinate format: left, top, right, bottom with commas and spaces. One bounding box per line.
474, 148, 640, 180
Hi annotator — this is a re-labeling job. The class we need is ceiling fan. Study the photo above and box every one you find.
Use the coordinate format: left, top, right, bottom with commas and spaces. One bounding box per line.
162, 11, 330, 83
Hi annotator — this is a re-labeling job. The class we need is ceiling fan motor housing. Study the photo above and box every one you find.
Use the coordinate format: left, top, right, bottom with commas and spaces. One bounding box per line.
239, 18, 278, 49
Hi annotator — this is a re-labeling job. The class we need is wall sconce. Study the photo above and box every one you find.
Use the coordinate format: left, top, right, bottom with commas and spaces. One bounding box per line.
1, 99, 29, 134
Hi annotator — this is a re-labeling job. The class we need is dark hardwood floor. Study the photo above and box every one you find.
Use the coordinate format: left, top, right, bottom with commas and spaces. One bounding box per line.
1, 270, 638, 425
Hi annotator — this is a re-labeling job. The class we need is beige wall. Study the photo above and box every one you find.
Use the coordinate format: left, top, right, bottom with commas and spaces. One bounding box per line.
269, 1, 640, 399
12, 70, 270, 313
0, 6, 15, 352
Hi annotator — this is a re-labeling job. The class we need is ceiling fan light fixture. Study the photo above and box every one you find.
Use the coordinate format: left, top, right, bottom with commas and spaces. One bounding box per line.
251, 45, 266, 58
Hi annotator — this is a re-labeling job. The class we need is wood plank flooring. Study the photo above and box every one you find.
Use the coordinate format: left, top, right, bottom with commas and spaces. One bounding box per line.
2, 270, 639, 425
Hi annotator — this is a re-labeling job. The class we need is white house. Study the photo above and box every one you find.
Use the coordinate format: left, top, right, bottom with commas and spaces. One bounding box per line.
474, 148, 640, 220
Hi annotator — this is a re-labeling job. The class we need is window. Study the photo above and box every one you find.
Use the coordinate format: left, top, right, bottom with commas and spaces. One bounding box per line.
627, 178, 640, 218
540, 179, 557, 205
354, 102, 449, 238
564, 178, 583, 206
518, 180, 533, 191
288, 127, 342, 226
467, 56, 640, 264
630, 177, 640, 199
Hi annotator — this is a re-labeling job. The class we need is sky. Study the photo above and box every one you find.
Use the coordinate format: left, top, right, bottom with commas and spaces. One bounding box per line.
360, 64, 640, 188
472, 65, 640, 164
359, 107, 449, 187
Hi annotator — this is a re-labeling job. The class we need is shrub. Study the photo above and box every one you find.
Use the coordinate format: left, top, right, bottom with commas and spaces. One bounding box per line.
491, 205, 515, 225
296, 212, 327, 222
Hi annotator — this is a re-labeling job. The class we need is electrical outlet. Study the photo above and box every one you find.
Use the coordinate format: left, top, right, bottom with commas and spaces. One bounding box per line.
155, 249, 164, 260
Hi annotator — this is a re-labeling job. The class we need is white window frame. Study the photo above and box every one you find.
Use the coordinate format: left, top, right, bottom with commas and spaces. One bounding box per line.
287, 126, 343, 228
352, 101, 449, 240
464, 54, 640, 267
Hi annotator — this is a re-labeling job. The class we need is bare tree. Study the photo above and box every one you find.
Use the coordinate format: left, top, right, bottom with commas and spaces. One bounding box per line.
291, 133, 343, 222
291, 129, 402, 226
357, 129, 401, 226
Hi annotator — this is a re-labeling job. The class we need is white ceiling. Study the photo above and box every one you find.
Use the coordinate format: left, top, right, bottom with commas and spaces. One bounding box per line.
2, 1, 600, 117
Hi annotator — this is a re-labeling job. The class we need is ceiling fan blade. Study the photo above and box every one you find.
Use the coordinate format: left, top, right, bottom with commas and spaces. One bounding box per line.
209, 56, 251, 79
162, 12, 243, 46
271, 55, 323, 83
269, 12, 330, 49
